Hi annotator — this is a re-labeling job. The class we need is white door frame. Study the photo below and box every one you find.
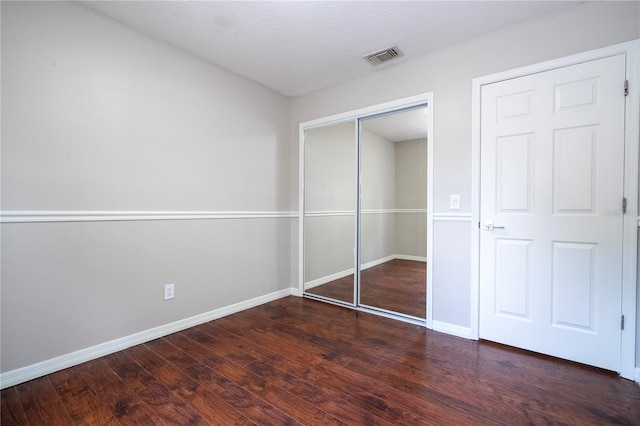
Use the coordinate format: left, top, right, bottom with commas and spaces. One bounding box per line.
471, 40, 639, 380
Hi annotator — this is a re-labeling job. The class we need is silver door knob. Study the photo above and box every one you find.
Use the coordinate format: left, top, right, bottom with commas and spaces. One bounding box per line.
483, 220, 506, 231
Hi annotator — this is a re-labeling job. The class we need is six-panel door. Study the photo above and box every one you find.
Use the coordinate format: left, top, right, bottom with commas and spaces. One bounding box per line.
479, 54, 626, 371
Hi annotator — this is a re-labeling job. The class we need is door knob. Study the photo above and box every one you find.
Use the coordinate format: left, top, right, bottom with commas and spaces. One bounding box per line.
483, 220, 506, 231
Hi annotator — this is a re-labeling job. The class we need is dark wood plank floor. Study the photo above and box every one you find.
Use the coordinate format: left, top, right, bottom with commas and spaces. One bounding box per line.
306, 259, 426, 318
2, 296, 639, 425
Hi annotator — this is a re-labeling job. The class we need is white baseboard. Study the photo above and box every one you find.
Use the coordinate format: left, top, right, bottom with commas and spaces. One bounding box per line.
304, 254, 425, 290
362, 254, 397, 270
394, 254, 427, 262
635, 368, 640, 385
432, 320, 473, 339
0, 288, 292, 389
304, 267, 355, 290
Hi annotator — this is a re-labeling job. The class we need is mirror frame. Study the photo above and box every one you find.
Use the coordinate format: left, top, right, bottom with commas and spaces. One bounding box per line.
298, 93, 434, 327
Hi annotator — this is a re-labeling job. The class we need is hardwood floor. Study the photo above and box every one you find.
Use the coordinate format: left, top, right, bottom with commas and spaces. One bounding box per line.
306, 259, 426, 318
2, 296, 639, 425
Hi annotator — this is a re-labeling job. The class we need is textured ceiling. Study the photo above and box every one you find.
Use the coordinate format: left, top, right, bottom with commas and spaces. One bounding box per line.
79, 1, 584, 97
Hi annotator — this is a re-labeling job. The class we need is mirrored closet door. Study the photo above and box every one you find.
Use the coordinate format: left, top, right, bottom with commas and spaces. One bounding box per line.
303, 121, 356, 305
359, 107, 427, 319
301, 97, 430, 323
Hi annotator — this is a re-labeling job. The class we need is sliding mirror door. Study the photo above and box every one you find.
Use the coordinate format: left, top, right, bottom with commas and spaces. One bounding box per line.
303, 121, 356, 305
301, 94, 431, 323
359, 107, 427, 319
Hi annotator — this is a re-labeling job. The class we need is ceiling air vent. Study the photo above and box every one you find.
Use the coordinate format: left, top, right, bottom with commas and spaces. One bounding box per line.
363, 46, 403, 66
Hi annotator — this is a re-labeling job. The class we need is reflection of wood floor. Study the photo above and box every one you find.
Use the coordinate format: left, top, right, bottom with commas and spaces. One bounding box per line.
306, 259, 426, 318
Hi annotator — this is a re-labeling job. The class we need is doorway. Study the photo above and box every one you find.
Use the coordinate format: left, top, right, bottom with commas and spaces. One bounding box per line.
471, 40, 639, 379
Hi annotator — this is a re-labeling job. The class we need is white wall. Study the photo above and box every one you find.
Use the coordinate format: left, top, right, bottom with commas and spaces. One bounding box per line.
290, 1, 640, 340
1, 1, 293, 373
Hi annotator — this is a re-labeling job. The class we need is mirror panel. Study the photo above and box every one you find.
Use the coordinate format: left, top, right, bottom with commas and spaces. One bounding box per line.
303, 121, 356, 304
359, 107, 427, 318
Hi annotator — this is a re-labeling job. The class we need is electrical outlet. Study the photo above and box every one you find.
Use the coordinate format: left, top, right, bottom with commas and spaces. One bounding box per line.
450, 194, 461, 210
164, 283, 175, 300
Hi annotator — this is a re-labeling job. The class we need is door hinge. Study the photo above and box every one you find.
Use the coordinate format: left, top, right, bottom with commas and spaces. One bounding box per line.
624, 80, 629, 96
621, 314, 625, 330
622, 197, 627, 214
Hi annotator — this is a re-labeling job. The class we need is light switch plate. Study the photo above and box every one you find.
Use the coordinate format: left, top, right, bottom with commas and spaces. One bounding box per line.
450, 194, 460, 210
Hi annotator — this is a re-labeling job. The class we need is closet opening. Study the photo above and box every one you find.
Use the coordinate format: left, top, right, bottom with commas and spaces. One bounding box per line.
299, 93, 434, 326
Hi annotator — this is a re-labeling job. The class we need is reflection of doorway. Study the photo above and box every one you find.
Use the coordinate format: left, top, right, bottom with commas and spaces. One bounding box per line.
300, 93, 434, 325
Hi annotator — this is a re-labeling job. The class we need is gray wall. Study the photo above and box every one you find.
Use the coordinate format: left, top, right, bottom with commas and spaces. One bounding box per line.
394, 138, 427, 257
1, 1, 293, 372
290, 1, 639, 349
360, 128, 396, 264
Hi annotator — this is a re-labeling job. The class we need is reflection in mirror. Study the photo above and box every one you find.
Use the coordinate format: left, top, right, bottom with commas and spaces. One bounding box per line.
303, 121, 356, 304
359, 107, 427, 318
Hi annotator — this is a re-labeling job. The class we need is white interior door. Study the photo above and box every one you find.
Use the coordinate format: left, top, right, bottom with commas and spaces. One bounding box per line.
479, 54, 626, 371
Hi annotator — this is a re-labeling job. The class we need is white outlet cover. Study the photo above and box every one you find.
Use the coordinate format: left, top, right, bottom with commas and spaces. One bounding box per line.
164, 283, 175, 300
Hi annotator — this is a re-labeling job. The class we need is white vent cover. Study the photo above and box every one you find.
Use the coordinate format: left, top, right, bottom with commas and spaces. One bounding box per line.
363, 46, 403, 65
